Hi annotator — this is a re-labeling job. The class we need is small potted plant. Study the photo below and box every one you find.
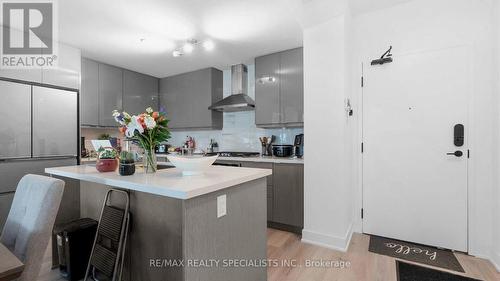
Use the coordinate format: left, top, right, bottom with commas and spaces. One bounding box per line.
96, 147, 118, 173
119, 151, 136, 176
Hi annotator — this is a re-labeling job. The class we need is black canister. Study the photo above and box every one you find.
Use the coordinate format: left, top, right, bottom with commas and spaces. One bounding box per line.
272, 145, 294, 157
119, 161, 136, 176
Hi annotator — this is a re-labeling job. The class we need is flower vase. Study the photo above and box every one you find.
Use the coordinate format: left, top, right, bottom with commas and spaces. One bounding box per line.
143, 147, 157, 173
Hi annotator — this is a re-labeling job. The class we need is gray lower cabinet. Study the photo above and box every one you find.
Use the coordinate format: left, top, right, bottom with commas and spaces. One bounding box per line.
159, 68, 223, 130
272, 164, 304, 230
81, 58, 99, 126
0, 158, 79, 233
241, 162, 274, 221
255, 47, 303, 127
217, 160, 304, 232
123, 70, 159, 113
98, 63, 123, 126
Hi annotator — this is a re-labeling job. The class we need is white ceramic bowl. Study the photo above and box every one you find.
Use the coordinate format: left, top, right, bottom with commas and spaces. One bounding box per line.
166, 154, 218, 176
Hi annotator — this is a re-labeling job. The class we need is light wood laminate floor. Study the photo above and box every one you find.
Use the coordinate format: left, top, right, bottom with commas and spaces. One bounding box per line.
38, 229, 500, 281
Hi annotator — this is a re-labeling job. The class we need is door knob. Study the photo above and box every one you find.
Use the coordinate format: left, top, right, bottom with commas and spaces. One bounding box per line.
447, 151, 463, 157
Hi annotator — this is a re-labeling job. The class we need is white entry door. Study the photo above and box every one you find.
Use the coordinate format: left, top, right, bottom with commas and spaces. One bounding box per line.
362, 47, 469, 252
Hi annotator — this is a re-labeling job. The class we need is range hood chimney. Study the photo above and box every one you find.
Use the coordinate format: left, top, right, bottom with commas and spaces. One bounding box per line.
208, 64, 255, 112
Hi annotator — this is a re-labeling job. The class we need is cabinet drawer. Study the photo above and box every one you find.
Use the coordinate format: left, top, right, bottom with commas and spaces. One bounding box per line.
272, 164, 304, 228
0, 158, 77, 193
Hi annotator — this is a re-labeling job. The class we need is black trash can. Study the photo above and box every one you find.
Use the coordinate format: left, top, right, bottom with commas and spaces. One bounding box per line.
54, 218, 98, 281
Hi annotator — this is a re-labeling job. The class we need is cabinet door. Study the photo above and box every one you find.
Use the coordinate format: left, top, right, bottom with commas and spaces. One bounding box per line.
0, 28, 42, 83
160, 76, 187, 129
81, 58, 99, 126
280, 48, 303, 124
273, 164, 304, 228
33, 86, 78, 157
160, 68, 219, 129
98, 64, 123, 126
255, 54, 281, 126
0, 81, 31, 159
240, 162, 273, 186
42, 43, 81, 90
0, 158, 76, 193
123, 70, 159, 114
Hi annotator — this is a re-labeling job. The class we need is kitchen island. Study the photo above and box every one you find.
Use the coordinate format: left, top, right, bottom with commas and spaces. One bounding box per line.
45, 165, 271, 281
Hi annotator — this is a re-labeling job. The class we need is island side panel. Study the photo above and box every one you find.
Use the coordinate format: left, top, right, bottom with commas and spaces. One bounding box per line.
182, 178, 267, 281
80, 182, 184, 281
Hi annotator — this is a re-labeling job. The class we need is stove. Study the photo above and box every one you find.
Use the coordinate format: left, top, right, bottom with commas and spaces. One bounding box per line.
218, 152, 260, 158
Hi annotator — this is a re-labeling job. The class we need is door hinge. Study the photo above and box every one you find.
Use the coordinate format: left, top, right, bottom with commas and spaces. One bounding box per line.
361, 76, 364, 87
467, 149, 470, 158
361, 142, 364, 153
361, 208, 364, 219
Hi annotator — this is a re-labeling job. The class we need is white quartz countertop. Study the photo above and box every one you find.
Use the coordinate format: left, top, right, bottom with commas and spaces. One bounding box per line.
156, 154, 304, 164
45, 165, 272, 199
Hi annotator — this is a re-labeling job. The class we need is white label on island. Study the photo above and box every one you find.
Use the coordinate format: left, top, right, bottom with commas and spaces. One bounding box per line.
217, 194, 227, 218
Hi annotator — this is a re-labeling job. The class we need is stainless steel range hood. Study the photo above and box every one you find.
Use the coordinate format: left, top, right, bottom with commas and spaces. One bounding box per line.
209, 64, 255, 112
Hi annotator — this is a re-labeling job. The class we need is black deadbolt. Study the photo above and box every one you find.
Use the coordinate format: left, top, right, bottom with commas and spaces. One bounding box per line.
454, 124, 464, 147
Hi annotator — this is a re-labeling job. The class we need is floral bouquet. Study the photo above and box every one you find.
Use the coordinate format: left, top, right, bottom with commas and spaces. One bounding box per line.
112, 107, 170, 173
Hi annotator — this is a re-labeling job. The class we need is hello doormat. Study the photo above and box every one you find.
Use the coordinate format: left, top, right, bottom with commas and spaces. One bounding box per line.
369, 235, 464, 272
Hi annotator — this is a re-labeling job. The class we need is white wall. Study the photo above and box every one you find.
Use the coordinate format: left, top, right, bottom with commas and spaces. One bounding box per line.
301, 0, 498, 261
302, 5, 355, 250
493, 0, 500, 271
351, 0, 496, 260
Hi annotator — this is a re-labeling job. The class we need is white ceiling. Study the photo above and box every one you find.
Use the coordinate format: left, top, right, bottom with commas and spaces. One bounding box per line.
58, 0, 413, 78
58, 0, 304, 78
350, 0, 413, 14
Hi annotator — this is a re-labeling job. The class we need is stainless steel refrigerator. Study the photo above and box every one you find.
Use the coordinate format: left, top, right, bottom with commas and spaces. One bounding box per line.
0, 79, 79, 229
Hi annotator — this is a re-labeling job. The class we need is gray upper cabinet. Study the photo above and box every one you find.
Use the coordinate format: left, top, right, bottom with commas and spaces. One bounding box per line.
33, 86, 78, 157
123, 70, 159, 114
0, 81, 31, 159
81, 58, 99, 126
81, 58, 159, 127
280, 48, 304, 125
0, 34, 81, 89
160, 68, 222, 130
0, 29, 42, 83
255, 47, 303, 127
42, 43, 81, 90
255, 54, 281, 126
98, 63, 123, 127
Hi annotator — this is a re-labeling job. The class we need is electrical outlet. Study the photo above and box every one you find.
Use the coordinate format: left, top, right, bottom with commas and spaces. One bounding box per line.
217, 194, 227, 218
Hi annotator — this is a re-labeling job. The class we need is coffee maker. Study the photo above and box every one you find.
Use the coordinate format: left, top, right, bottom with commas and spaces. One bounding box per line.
294, 134, 304, 158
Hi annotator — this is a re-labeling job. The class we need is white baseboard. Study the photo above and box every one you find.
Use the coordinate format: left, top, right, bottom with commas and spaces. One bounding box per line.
301, 224, 353, 252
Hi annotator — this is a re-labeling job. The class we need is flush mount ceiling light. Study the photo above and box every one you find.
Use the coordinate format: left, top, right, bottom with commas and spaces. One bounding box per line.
172, 39, 215, 57
172, 50, 183, 57
202, 40, 215, 51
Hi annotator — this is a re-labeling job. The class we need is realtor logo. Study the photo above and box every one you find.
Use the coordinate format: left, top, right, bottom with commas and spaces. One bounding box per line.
0, 0, 57, 68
